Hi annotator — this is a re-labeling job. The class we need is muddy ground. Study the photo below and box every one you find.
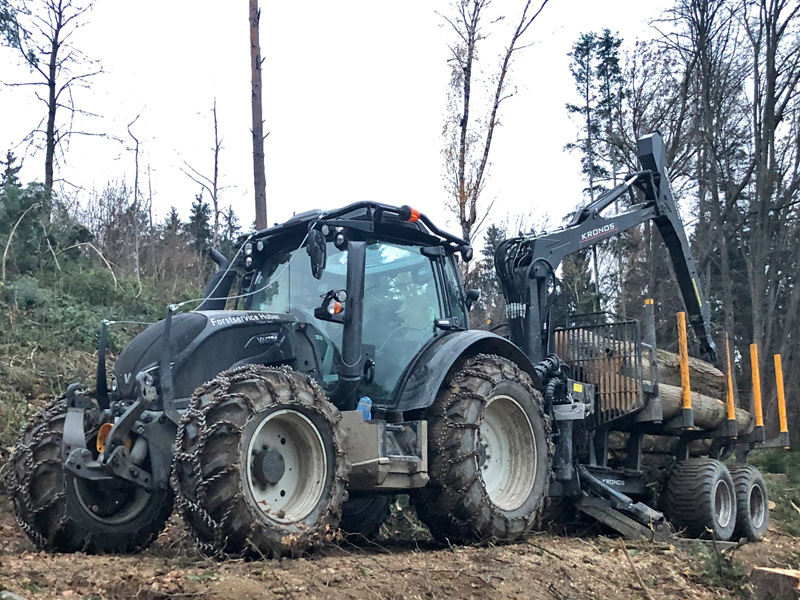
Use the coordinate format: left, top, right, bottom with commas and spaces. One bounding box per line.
1, 496, 798, 600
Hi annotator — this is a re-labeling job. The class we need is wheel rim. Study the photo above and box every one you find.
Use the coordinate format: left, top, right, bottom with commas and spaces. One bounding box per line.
713, 478, 733, 529
749, 484, 766, 529
478, 394, 537, 511
72, 477, 151, 525
246, 409, 328, 523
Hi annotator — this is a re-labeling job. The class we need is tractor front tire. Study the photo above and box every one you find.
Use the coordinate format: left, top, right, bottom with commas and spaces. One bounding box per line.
663, 458, 737, 540
729, 465, 769, 542
6, 396, 173, 553
172, 365, 348, 558
340, 494, 393, 540
413, 354, 552, 544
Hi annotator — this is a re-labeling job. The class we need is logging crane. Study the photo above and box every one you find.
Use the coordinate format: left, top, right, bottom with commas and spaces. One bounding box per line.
495, 132, 785, 541
7, 133, 789, 559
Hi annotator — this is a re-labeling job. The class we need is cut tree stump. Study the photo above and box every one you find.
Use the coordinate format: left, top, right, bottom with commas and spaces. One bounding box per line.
750, 567, 800, 600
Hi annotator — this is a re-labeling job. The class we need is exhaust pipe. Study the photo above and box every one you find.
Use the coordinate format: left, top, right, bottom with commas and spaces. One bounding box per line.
197, 248, 235, 311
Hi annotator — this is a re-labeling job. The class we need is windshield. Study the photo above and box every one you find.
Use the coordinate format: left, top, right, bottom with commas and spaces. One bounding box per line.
248, 242, 347, 317
247, 240, 441, 402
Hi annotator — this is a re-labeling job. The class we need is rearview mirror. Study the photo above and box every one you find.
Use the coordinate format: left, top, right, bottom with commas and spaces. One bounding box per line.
307, 229, 327, 279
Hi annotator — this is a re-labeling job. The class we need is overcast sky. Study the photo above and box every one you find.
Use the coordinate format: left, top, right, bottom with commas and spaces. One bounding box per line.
0, 0, 670, 243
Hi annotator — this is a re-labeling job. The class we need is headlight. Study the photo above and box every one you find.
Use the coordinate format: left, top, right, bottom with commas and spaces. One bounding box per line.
245, 256, 253, 268
243, 242, 253, 256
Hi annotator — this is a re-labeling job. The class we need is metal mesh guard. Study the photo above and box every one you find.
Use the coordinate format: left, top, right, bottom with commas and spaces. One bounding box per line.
553, 313, 644, 426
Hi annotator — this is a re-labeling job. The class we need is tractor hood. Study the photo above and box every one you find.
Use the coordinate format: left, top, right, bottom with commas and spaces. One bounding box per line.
112, 310, 298, 401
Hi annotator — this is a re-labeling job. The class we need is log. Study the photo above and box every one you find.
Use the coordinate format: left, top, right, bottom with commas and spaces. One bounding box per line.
555, 328, 727, 399
657, 382, 753, 433
609, 432, 711, 456
639, 348, 725, 398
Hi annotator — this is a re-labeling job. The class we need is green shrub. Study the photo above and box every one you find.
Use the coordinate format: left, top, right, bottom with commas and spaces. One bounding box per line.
4, 275, 49, 308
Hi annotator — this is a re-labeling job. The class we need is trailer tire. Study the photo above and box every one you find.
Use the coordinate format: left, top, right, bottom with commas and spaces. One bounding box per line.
729, 465, 769, 542
340, 494, 393, 540
663, 458, 737, 540
412, 354, 552, 544
6, 396, 173, 554
172, 365, 347, 558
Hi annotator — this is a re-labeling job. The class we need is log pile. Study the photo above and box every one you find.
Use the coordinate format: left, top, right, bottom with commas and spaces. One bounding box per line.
554, 328, 752, 432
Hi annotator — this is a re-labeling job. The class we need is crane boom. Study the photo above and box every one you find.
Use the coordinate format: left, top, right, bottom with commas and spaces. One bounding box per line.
496, 132, 717, 365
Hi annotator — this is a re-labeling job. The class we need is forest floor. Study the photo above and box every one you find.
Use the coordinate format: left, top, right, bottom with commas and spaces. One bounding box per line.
1, 494, 800, 600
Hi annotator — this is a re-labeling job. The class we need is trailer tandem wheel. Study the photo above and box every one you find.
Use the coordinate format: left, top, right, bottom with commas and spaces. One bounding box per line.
663, 458, 737, 540
728, 464, 769, 542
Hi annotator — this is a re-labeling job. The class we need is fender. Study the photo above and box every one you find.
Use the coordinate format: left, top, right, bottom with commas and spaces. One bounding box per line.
390, 329, 540, 413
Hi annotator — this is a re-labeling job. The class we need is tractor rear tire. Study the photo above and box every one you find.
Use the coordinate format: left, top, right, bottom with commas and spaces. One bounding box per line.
6, 396, 173, 553
729, 465, 769, 542
663, 458, 737, 540
412, 354, 552, 544
340, 494, 393, 540
172, 365, 347, 558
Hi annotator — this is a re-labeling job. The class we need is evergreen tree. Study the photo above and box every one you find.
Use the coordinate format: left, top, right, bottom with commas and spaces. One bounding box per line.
465, 223, 508, 329
1, 150, 21, 187
565, 32, 608, 201
551, 250, 597, 327
595, 29, 624, 185
219, 204, 241, 257
185, 193, 212, 254
163, 206, 182, 233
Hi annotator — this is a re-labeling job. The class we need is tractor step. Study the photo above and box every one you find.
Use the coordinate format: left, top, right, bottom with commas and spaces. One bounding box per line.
341, 412, 429, 490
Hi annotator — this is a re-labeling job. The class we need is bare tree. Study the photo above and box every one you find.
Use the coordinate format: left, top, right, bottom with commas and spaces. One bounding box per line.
249, 0, 267, 230
741, 0, 800, 419
2, 0, 102, 219
442, 0, 549, 246
182, 99, 227, 246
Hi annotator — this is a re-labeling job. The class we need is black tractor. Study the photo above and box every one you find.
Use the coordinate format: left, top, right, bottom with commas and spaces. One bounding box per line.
7, 133, 781, 556
7, 201, 553, 556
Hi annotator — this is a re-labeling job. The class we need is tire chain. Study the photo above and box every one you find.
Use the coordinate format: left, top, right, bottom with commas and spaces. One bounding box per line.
171, 363, 322, 559
4, 395, 71, 550
426, 354, 555, 539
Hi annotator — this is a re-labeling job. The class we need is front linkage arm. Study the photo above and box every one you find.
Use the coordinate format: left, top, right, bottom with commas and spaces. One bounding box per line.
496, 132, 717, 365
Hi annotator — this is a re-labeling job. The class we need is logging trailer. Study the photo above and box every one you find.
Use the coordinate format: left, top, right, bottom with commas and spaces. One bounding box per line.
6, 133, 791, 557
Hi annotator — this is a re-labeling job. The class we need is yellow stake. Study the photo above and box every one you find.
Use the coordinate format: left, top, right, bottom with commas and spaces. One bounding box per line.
725, 332, 736, 422
775, 354, 789, 435
750, 344, 764, 428
677, 312, 692, 410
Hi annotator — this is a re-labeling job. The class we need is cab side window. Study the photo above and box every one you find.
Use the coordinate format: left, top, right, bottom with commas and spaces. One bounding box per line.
442, 255, 467, 328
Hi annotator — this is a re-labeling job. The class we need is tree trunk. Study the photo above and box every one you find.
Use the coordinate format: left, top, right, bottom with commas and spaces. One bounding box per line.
249, 0, 267, 230
212, 99, 220, 246
656, 382, 753, 432
44, 13, 61, 222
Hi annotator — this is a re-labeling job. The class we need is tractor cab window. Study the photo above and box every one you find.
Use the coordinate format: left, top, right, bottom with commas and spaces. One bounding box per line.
248, 241, 348, 389
362, 243, 440, 401
442, 254, 467, 328
246, 239, 442, 403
